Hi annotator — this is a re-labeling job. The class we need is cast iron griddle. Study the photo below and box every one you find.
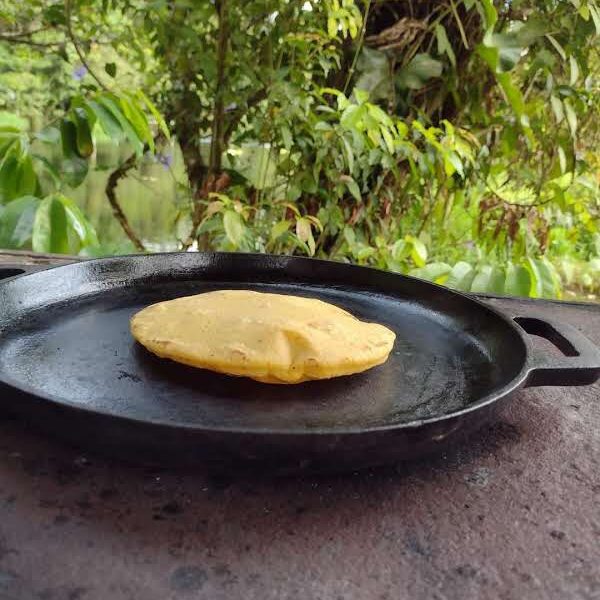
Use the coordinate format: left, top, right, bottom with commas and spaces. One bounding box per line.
0, 253, 598, 473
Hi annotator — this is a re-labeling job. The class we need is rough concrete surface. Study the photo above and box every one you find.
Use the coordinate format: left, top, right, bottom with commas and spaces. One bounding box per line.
0, 255, 598, 600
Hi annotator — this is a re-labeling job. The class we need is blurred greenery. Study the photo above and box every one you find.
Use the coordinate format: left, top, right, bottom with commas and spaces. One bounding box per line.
0, 0, 599, 300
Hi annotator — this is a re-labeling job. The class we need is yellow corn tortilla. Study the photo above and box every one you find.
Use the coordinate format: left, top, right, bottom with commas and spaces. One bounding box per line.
130, 290, 395, 384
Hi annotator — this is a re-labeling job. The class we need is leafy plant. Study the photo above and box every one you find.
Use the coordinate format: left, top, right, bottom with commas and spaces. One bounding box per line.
0, 0, 598, 300
0, 87, 166, 254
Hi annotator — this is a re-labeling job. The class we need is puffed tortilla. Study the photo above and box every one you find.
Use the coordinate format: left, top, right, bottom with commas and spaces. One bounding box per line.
131, 290, 396, 384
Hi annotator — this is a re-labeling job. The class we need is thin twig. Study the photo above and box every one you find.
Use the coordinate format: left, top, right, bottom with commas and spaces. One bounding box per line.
222, 88, 268, 142
106, 154, 146, 252
477, 173, 554, 208
449, 0, 469, 49
0, 37, 62, 49
64, 0, 108, 90
0, 26, 51, 39
181, 0, 230, 251
343, 0, 372, 95
208, 0, 229, 176
417, 184, 441, 235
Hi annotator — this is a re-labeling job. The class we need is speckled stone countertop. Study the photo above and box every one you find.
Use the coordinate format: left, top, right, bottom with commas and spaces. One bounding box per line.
0, 253, 598, 600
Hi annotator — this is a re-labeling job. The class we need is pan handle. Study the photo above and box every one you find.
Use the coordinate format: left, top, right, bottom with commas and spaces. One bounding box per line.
514, 316, 600, 387
0, 265, 44, 281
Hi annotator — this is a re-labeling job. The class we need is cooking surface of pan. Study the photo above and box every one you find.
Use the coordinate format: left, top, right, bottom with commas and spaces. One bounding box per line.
0, 253, 597, 471
0, 255, 525, 432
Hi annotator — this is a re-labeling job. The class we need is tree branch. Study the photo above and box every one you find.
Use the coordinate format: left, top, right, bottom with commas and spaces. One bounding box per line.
417, 184, 441, 235
0, 36, 62, 49
181, 0, 230, 250
222, 88, 268, 142
105, 154, 146, 252
343, 0, 372, 94
64, 0, 108, 90
208, 0, 229, 176
478, 173, 554, 209
0, 26, 51, 39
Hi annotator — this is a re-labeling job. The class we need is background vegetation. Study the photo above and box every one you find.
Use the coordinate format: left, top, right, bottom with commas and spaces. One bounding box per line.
0, 0, 599, 299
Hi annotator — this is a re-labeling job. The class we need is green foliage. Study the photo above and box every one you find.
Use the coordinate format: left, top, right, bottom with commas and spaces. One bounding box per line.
0, 195, 39, 248
0, 81, 166, 254
410, 256, 561, 299
0, 0, 598, 300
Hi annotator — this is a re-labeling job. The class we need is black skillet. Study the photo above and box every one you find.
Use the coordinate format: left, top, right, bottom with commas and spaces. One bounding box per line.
0, 252, 599, 474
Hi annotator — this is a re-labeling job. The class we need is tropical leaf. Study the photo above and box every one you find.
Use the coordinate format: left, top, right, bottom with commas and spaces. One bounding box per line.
445, 261, 476, 291
271, 219, 291, 241
396, 54, 443, 90
223, 210, 245, 247
32, 195, 70, 253
505, 263, 532, 297
470, 265, 505, 294
0, 195, 40, 248
410, 262, 452, 284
